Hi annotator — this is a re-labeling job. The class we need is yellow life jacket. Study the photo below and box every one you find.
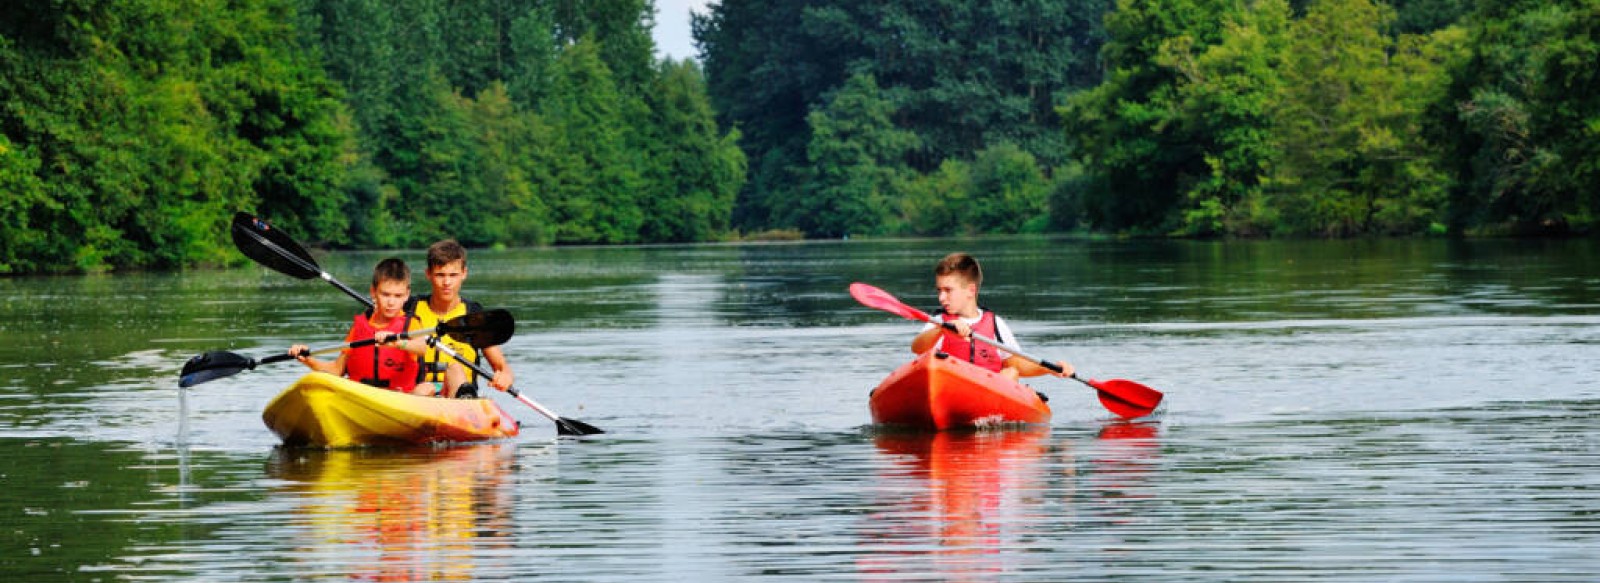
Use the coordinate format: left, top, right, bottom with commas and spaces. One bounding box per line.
405, 295, 484, 384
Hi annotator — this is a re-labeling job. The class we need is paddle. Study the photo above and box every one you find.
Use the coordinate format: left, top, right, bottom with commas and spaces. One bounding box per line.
425, 339, 605, 436
178, 309, 516, 388
231, 212, 374, 308
229, 211, 604, 436
849, 282, 1164, 419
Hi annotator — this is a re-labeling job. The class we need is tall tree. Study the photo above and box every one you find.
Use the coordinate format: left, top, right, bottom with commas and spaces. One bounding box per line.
1439, 0, 1600, 234
1271, 0, 1456, 235
697, 0, 1109, 236
539, 38, 646, 243
637, 59, 747, 242
1064, 0, 1249, 233
783, 73, 916, 238
0, 0, 346, 272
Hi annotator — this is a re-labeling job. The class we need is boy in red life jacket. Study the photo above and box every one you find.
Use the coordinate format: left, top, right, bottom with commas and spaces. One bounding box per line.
288, 258, 465, 396
910, 252, 1076, 381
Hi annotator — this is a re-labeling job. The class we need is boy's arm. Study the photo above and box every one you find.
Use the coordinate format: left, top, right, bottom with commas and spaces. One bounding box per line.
482, 345, 514, 391
1005, 355, 1074, 378
911, 325, 941, 354
290, 345, 348, 375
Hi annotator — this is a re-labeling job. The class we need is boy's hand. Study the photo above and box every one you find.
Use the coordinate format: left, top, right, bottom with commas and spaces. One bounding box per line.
375, 331, 397, 345
289, 344, 310, 361
488, 367, 515, 391
943, 320, 973, 339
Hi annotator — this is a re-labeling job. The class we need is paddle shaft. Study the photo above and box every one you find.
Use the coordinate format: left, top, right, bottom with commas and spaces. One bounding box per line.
952, 325, 1099, 388
263, 325, 443, 366
425, 338, 602, 435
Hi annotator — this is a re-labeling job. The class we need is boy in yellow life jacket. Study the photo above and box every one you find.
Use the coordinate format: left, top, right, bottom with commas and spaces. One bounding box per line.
406, 239, 516, 398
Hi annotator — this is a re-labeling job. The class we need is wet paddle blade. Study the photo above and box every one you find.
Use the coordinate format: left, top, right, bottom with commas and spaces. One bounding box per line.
439, 309, 516, 348
178, 351, 257, 388
849, 283, 934, 323
1085, 378, 1163, 419
555, 417, 606, 436
231, 212, 322, 280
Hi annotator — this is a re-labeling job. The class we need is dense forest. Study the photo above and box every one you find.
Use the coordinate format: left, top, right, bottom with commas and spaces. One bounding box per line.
2, 0, 1598, 274
0, 0, 744, 273
699, 0, 1599, 239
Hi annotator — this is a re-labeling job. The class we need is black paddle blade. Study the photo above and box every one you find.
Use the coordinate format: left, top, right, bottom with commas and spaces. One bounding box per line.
231, 212, 322, 280
555, 417, 605, 436
440, 309, 516, 348
178, 351, 258, 388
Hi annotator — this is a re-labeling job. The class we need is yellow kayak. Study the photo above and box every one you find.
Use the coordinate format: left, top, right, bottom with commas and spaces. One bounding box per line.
262, 372, 521, 447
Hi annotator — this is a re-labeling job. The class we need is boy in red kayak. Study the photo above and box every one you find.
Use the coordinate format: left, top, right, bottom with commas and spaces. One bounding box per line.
289, 258, 463, 396
911, 252, 1075, 381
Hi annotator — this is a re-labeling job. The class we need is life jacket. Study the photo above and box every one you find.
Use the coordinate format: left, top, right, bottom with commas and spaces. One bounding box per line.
343, 310, 421, 392
935, 308, 1008, 372
404, 295, 485, 384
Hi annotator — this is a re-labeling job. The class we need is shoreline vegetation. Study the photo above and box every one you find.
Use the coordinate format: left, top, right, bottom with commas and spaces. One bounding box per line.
3, 0, 1596, 275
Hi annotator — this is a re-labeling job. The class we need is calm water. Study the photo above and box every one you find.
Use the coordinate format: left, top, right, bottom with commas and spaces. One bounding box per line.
2, 237, 1598, 581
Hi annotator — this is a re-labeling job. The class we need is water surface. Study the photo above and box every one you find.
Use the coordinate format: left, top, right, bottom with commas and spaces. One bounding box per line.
2, 237, 1597, 580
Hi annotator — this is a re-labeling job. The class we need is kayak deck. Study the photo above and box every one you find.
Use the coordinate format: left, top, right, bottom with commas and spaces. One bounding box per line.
263, 372, 520, 447
870, 351, 1051, 430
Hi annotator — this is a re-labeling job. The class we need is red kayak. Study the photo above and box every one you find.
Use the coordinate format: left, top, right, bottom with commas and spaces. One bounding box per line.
870, 351, 1052, 429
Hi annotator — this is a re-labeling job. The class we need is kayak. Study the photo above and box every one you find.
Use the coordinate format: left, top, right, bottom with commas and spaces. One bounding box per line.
262, 372, 520, 447
869, 351, 1051, 429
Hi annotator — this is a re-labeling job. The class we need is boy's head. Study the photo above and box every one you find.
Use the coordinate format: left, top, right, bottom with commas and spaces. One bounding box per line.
425, 239, 468, 304
934, 252, 982, 317
370, 257, 411, 316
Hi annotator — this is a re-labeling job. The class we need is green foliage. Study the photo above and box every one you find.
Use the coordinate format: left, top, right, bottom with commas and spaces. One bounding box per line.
0, 0, 747, 273
0, 0, 343, 272
784, 74, 916, 238
699, 0, 1111, 237
1157, 0, 1290, 236
1269, 0, 1454, 235
540, 38, 646, 243
1440, 0, 1600, 234
637, 59, 747, 242
1064, 0, 1252, 233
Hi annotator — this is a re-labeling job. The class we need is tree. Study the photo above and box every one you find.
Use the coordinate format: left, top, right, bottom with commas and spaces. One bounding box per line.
1439, 0, 1600, 234
1063, 0, 1249, 233
1271, 0, 1455, 235
539, 38, 646, 243
783, 73, 916, 238
1155, 0, 1290, 236
637, 59, 747, 242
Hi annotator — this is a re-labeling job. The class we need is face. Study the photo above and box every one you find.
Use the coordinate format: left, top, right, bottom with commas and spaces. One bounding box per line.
426, 260, 467, 303
372, 280, 411, 319
935, 273, 979, 317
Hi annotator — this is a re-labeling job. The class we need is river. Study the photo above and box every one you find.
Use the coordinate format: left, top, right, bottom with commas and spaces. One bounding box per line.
1, 237, 1597, 580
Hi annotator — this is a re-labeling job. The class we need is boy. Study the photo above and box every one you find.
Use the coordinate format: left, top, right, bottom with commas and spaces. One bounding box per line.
289, 258, 465, 396
406, 239, 515, 398
911, 252, 1075, 381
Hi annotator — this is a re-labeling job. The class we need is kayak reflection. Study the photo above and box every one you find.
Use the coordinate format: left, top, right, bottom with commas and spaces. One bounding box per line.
1090, 421, 1162, 507
861, 427, 1054, 580
266, 445, 518, 581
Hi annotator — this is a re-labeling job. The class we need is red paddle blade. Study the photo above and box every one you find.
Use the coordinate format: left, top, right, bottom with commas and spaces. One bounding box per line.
849, 283, 934, 323
1086, 378, 1164, 419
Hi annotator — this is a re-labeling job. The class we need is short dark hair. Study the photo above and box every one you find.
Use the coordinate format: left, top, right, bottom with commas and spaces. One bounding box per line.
934, 252, 982, 287
371, 257, 410, 288
426, 239, 467, 269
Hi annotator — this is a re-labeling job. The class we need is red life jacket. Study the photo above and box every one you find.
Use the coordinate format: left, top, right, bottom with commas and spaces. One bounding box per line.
937, 310, 1007, 372
343, 311, 421, 392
